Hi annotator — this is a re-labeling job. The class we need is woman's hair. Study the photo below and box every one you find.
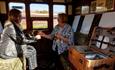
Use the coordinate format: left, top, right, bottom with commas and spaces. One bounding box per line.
58, 13, 67, 23
8, 9, 21, 17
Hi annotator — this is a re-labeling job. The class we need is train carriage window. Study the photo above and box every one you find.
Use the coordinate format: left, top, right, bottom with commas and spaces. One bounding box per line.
30, 4, 49, 29
32, 20, 48, 29
9, 2, 27, 30
53, 5, 66, 28
30, 4, 49, 17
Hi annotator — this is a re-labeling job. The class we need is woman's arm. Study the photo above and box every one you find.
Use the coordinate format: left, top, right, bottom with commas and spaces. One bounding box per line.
55, 32, 69, 43
37, 31, 52, 40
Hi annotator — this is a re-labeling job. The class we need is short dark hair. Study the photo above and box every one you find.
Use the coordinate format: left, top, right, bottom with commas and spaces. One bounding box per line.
8, 9, 21, 17
58, 13, 67, 23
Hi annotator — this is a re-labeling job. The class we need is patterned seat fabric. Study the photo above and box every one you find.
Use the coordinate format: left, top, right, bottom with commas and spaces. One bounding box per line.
0, 57, 26, 70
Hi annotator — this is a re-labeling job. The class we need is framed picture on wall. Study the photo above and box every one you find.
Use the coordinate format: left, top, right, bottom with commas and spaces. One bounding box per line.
90, 1, 96, 13
75, 7, 81, 15
68, 5, 72, 15
33, 0, 48, 2
0, 1, 6, 14
96, 0, 107, 12
9, 0, 25, 1
96, 0, 114, 12
96, 0, 106, 7
81, 6, 89, 14
106, 0, 114, 10
66, 0, 72, 3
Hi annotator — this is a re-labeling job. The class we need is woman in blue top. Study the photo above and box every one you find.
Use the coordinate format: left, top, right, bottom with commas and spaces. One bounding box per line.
38, 13, 74, 69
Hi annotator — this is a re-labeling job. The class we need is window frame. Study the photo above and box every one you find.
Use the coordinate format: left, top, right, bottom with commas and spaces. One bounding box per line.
7, 1, 68, 31
30, 3, 49, 30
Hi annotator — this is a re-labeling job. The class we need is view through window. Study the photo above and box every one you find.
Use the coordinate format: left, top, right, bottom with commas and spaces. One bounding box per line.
30, 4, 49, 29
32, 20, 48, 29
53, 5, 66, 28
9, 3, 66, 29
30, 4, 49, 17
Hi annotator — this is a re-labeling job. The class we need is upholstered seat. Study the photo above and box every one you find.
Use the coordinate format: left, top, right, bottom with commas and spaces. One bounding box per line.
0, 57, 26, 70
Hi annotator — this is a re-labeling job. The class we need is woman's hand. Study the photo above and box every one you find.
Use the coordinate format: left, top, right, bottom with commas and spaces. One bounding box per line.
37, 31, 45, 37
37, 31, 52, 39
35, 35, 41, 39
55, 32, 69, 43
55, 32, 62, 40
